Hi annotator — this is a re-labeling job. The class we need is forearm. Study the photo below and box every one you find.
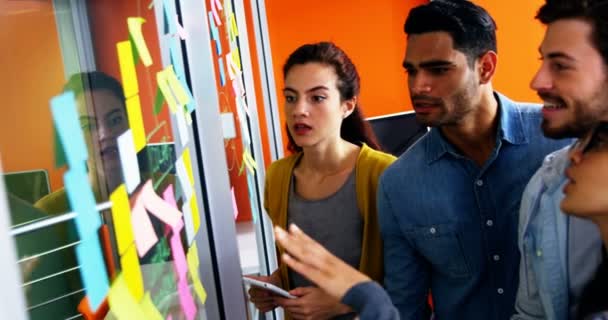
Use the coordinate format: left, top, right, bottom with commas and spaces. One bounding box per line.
341, 281, 400, 320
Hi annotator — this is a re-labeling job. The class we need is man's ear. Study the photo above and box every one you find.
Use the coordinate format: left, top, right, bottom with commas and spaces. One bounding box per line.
478, 51, 497, 84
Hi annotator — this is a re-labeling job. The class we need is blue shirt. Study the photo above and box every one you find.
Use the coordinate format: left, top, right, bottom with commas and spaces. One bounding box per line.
378, 93, 571, 320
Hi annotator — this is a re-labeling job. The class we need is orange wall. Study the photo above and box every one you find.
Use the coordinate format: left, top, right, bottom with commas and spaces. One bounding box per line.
0, 5, 68, 191
264, 0, 426, 154
475, 0, 545, 103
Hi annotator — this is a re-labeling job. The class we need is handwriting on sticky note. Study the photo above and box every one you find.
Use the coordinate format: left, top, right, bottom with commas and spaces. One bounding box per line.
76, 235, 110, 311
131, 196, 158, 257
110, 184, 135, 255
108, 273, 147, 319
121, 244, 144, 301
117, 40, 139, 98
50, 92, 88, 166
127, 17, 153, 66
117, 130, 141, 193
126, 95, 147, 152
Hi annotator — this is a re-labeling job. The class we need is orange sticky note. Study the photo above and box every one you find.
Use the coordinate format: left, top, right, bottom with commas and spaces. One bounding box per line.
190, 195, 200, 234
182, 148, 195, 186
127, 17, 153, 67
110, 185, 134, 255
108, 274, 147, 319
121, 245, 144, 301
126, 95, 146, 152
117, 41, 139, 98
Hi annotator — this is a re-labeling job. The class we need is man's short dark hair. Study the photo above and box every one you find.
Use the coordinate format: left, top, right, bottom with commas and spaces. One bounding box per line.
404, 0, 497, 66
536, 0, 608, 67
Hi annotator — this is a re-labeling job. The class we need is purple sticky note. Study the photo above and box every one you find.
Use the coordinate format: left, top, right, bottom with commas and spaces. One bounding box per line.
178, 280, 197, 320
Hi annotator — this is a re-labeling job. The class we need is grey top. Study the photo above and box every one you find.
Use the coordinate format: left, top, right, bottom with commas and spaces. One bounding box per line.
287, 170, 362, 289
568, 215, 603, 318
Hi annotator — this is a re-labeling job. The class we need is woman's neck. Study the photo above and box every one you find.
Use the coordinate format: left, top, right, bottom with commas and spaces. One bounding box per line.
299, 139, 358, 174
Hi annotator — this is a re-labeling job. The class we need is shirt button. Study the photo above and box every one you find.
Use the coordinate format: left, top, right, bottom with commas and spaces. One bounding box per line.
430, 227, 436, 234
486, 220, 493, 227
493, 254, 500, 261
497, 288, 504, 294
476, 179, 484, 186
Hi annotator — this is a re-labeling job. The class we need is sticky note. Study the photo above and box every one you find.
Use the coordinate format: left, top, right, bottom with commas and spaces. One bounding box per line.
208, 11, 218, 41
121, 244, 144, 301
232, 47, 241, 71
176, 110, 189, 148
175, 157, 193, 200
166, 66, 190, 106
153, 87, 164, 115
182, 148, 195, 186
187, 243, 207, 304
117, 130, 142, 193
176, 16, 186, 40
157, 69, 179, 113
242, 151, 255, 175
247, 173, 259, 225
127, 17, 153, 66
110, 184, 135, 255
131, 197, 158, 257
221, 113, 236, 139
190, 195, 201, 234
50, 92, 88, 166
140, 292, 163, 320
230, 11, 238, 37
210, 0, 222, 26
218, 57, 226, 86
170, 221, 188, 280
117, 40, 139, 98
142, 180, 183, 229
231, 187, 238, 220
64, 167, 101, 238
76, 235, 109, 311
162, 0, 177, 34
126, 95, 147, 152
181, 197, 195, 245
178, 280, 197, 320
226, 53, 235, 81
108, 274, 147, 319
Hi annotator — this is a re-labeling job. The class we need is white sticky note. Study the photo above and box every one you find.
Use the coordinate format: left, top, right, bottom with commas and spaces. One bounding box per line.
221, 113, 236, 139
182, 197, 195, 245
175, 155, 193, 200
117, 130, 141, 193
176, 109, 189, 147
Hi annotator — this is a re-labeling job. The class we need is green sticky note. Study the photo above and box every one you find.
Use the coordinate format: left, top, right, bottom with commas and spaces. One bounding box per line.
53, 124, 66, 168
153, 87, 164, 115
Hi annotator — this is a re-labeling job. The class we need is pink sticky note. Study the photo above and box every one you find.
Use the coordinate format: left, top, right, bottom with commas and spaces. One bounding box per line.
231, 187, 239, 220
167, 316, 173, 320
142, 180, 183, 229
170, 220, 188, 280
178, 280, 197, 320
210, 0, 222, 26
131, 197, 158, 257
175, 16, 187, 40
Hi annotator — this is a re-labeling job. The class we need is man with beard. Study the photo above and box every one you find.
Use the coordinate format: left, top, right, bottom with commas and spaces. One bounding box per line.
512, 1, 608, 319
377, 1, 570, 319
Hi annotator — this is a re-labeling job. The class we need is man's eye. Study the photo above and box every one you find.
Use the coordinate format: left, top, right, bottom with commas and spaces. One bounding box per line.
430, 67, 449, 75
551, 63, 569, 72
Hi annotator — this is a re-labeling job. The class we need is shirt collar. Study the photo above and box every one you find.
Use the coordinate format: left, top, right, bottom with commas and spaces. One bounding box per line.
425, 92, 528, 164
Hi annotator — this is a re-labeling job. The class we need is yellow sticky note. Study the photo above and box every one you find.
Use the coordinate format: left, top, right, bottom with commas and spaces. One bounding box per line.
190, 195, 200, 234
245, 150, 257, 170
121, 245, 144, 301
140, 292, 163, 320
231, 47, 241, 71
230, 12, 239, 37
157, 70, 179, 113
117, 41, 139, 98
242, 151, 256, 174
182, 148, 195, 186
187, 243, 207, 304
110, 185, 134, 255
166, 66, 190, 106
108, 274, 147, 319
127, 17, 153, 67
126, 95, 146, 152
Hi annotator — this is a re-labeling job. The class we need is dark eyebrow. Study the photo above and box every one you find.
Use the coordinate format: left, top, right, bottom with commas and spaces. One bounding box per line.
403, 60, 454, 69
546, 52, 576, 62
283, 86, 330, 94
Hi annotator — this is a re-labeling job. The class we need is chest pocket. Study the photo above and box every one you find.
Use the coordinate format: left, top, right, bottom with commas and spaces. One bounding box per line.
405, 224, 472, 278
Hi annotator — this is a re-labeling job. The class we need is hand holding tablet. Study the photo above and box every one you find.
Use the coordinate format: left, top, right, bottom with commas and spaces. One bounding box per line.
243, 276, 296, 299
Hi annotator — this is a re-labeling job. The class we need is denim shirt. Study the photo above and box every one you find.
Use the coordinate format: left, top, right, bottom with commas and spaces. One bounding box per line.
512, 147, 602, 320
378, 93, 571, 320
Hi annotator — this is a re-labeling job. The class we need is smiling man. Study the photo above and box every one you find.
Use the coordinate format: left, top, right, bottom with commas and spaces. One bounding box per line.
377, 1, 570, 319
512, 1, 608, 319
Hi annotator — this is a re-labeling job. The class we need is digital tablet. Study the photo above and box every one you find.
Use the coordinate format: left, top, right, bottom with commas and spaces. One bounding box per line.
243, 277, 296, 299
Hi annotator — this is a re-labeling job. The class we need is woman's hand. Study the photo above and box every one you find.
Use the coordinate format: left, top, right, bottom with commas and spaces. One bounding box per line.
275, 286, 351, 320
246, 271, 282, 313
274, 224, 371, 301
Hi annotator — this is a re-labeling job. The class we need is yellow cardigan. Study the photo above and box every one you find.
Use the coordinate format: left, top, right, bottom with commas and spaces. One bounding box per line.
264, 144, 396, 289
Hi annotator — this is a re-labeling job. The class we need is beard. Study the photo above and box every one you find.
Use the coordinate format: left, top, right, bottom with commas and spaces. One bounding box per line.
413, 77, 478, 127
540, 90, 608, 139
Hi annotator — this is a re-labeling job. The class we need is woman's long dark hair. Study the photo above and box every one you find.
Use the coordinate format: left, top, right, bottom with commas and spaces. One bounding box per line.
282, 42, 381, 153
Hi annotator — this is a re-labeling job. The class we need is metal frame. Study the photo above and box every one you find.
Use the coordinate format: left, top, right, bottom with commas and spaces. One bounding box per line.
178, 0, 249, 319
0, 160, 29, 320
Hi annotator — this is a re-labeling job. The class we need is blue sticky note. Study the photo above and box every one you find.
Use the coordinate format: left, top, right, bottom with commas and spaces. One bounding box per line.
169, 40, 184, 77
76, 235, 110, 310
208, 11, 218, 41
64, 166, 102, 238
50, 92, 88, 167
163, 0, 177, 34
180, 78, 196, 113
218, 57, 226, 86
